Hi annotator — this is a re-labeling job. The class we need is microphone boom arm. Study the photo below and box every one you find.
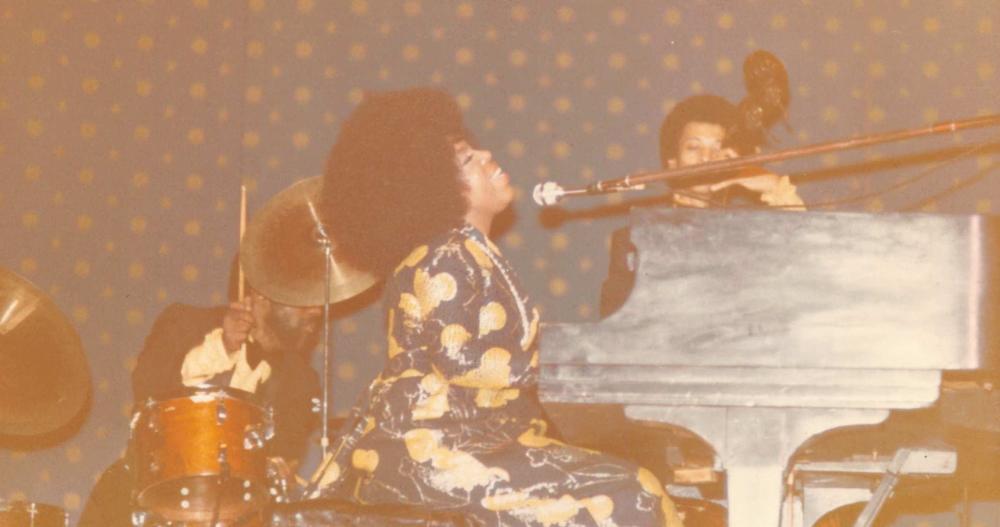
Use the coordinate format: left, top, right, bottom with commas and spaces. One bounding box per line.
533, 113, 1000, 206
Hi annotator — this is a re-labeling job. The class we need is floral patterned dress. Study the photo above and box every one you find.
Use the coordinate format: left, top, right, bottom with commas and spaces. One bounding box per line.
317, 225, 682, 527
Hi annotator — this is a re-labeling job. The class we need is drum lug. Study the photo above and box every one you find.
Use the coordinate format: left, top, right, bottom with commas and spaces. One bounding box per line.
216, 401, 228, 424
244, 424, 265, 450
131, 510, 148, 527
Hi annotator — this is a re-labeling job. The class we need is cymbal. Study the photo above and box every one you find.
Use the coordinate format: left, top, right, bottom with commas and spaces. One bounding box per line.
0, 268, 90, 437
240, 177, 377, 307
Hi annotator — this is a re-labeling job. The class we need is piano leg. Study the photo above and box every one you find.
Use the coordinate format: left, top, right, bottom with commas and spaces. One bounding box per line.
626, 406, 891, 527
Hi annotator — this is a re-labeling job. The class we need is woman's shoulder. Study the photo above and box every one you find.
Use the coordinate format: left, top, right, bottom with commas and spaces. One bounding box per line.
392, 225, 491, 276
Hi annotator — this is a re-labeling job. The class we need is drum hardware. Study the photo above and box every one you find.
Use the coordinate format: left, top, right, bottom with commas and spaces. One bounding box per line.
217, 400, 228, 424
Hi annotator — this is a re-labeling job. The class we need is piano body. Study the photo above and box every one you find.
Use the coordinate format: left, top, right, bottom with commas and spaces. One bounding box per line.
539, 208, 999, 527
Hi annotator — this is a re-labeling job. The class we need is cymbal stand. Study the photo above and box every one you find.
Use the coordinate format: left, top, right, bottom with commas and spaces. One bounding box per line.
307, 199, 335, 458
319, 237, 333, 457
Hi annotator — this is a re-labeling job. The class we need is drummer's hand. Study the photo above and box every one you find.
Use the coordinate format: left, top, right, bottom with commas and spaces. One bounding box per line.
222, 298, 254, 352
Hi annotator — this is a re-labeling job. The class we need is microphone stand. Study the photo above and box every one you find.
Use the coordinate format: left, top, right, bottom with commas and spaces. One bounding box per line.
534, 113, 1000, 206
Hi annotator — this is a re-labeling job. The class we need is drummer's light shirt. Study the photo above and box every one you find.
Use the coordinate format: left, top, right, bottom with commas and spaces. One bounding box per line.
180, 328, 272, 393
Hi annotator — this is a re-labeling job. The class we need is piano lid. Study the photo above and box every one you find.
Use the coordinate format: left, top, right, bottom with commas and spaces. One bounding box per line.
543, 208, 1000, 371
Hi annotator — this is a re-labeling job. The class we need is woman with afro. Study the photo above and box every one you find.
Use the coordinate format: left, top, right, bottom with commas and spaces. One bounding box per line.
315, 87, 683, 527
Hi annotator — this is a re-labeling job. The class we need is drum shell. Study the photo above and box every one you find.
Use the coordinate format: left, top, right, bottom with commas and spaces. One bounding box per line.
0, 502, 68, 527
131, 389, 268, 521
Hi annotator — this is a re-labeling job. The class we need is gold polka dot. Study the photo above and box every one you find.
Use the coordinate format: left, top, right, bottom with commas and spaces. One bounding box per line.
84, 32, 101, 48
509, 49, 527, 67
81, 77, 100, 94
978, 62, 995, 81
191, 37, 208, 54
662, 53, 680, 71
182, 264, 199, 282
293, 131, 310, 150
31, 29, 47, 45
290, 86, 311, 104
548, 277, 568, 297
511, 4, 528, 22
551, 141, 571, 159
184, 220, 201, 236
21, 211, 39, 228
128, 262, 144, 279
248, 0, 265, 11
246, 40, 265, 59
77, 214, 93, 231
456, 47, 474, 65
606, 143, 625, 160
823, 60, 839, 78
456, 2, 474, 18
296, 40, 312, 58
297, 0, 315, 13
351, 0, 368, 15
24, 164, 41, 181
402, 44, 420, 61
137, 34, 154, 51
404, 0, 421, 16
126, 308, 144, 326
63, 492, 81, 510
608, 53, 627, 69
922, 61, 940, 79
923, 17, 941, 33
74, 259, 91, 277
189, 82, 206, 99
550, 233, 569, 251
922, 107, 939, 123
508, 94, 525, 112
66, 445, 82, 463
21, 258, 38, 274
663, 8, 681, 26
28, 75, 45, 90
337, 362, 356, 380
979, 17, 993, 34
80, 122, 98, 139
350, 43, 366, 60
716, 57, 734, 75
771, 14, 788, 29
607, 97, 625, 115
717, 12, 734, 29
136, 79, 153, 97
186, 174, 203, 190
609, 7, 628, 25
26, 118, 45, 137
243, 131, 260, 148
557, 6, 575, 23
187, 128, 205, 145
130, 216, 147, 233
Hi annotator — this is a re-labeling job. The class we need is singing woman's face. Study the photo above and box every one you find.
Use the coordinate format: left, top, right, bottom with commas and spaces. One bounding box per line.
456, 140, 514, 221
671, 121, 730, 168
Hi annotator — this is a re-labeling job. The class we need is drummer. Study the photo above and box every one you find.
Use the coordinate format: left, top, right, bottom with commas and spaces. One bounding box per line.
79, 280, 322, 526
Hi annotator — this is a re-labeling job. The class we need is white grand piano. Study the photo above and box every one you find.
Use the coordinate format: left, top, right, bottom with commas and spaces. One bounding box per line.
539, 208, 999, 527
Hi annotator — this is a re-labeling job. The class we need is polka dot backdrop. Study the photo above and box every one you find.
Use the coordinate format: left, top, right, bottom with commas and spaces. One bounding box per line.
1, 1, 997, 524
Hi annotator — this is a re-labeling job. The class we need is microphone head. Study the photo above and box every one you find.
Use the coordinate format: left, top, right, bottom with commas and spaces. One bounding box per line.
532, 181, 564, 207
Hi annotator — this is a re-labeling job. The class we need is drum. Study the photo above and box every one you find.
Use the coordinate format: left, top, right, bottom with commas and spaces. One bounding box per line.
0, 501, 68, 527
131, 388, 272, 523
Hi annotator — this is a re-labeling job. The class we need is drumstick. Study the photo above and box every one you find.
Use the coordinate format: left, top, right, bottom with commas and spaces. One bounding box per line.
238, 184, 247, 302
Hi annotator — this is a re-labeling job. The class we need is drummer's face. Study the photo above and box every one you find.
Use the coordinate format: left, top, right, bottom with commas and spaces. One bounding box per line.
253, 296, 323, 354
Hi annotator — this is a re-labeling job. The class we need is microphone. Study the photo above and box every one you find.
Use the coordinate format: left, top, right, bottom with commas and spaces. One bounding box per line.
532, 180, 646, 207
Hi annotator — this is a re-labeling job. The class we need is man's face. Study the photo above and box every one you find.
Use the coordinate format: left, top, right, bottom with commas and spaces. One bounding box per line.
251, 295, 323, 355
671, 121, 729, 168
